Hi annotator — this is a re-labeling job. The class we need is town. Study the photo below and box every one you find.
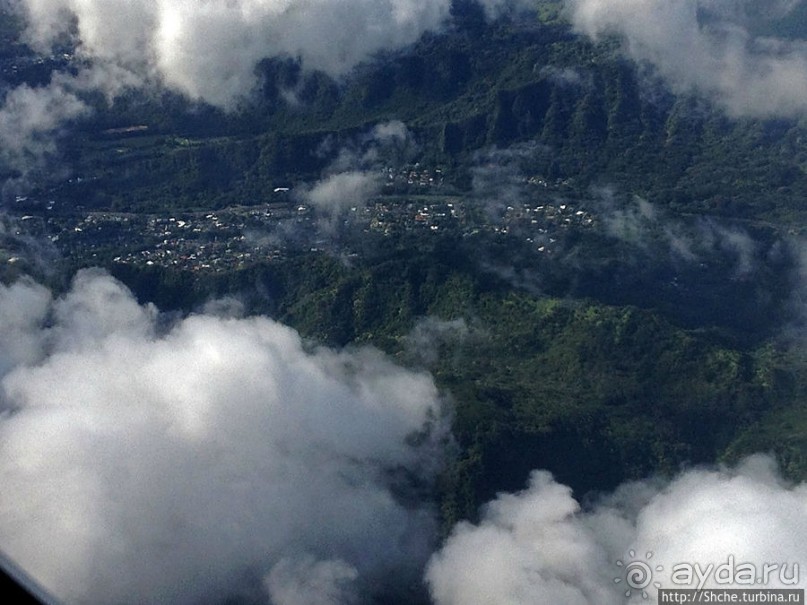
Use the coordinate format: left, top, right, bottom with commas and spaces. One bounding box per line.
4, 167, 597, 273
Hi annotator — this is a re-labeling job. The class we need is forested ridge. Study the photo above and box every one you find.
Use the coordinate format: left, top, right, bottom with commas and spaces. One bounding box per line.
21, 2, 805, 226
4, 0, 807, 539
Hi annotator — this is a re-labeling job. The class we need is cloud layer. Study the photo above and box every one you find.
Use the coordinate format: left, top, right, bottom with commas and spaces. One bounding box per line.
567, 0, 807, 118
427, 455, 807, 605
1, 273, 806, 605
0, 269, 446, 604
0, 1, 447, 175
15, 0, 453, 109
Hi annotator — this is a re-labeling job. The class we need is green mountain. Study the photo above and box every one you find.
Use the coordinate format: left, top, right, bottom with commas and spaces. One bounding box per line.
105, 236, 805, 531
5, 0, 807, 532
24, 2, 800, 227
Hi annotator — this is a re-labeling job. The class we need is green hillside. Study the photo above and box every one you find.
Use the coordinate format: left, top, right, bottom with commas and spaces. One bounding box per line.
106, 244, 804, 530
5, 0, 807, 533
24, 4, 803, 225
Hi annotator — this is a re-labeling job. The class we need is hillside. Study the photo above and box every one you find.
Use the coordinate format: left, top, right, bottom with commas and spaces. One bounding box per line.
2, 0, 806, 520
3, 2, 800, 227
2, 3, 807, 602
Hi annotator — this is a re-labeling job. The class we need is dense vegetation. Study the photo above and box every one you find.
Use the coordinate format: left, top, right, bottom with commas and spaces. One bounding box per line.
0, 1, 795, 225
4, 0, 807, 533
105, 238, 805, 531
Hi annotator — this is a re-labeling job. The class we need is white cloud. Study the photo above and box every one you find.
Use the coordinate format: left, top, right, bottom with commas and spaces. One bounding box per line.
16, 0, 453, 110
427, 455, 807, 605
0, 78, 89, 174
371, 120, 411, 143
566, 0, 807, 118
426, 471, 619, 605
302, 170, 382, 215
0, 2, 447, 173
0, 269, 446, 604
0, 276, 51, 377
293, 120, 416, 232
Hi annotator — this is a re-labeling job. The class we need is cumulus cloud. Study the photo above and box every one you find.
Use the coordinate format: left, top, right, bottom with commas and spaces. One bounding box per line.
294, 120, 416, 231
0, 269, 447, 604
0, 2, 447, 174
427, 455, 807, 605
566, 0, 807, 118
0, 276, 50, 377
370, 120, 411, 144
15, 0, 453, 109
0, 63, 144, 180
302, 170, 382, 217
0, 79, 89, 175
